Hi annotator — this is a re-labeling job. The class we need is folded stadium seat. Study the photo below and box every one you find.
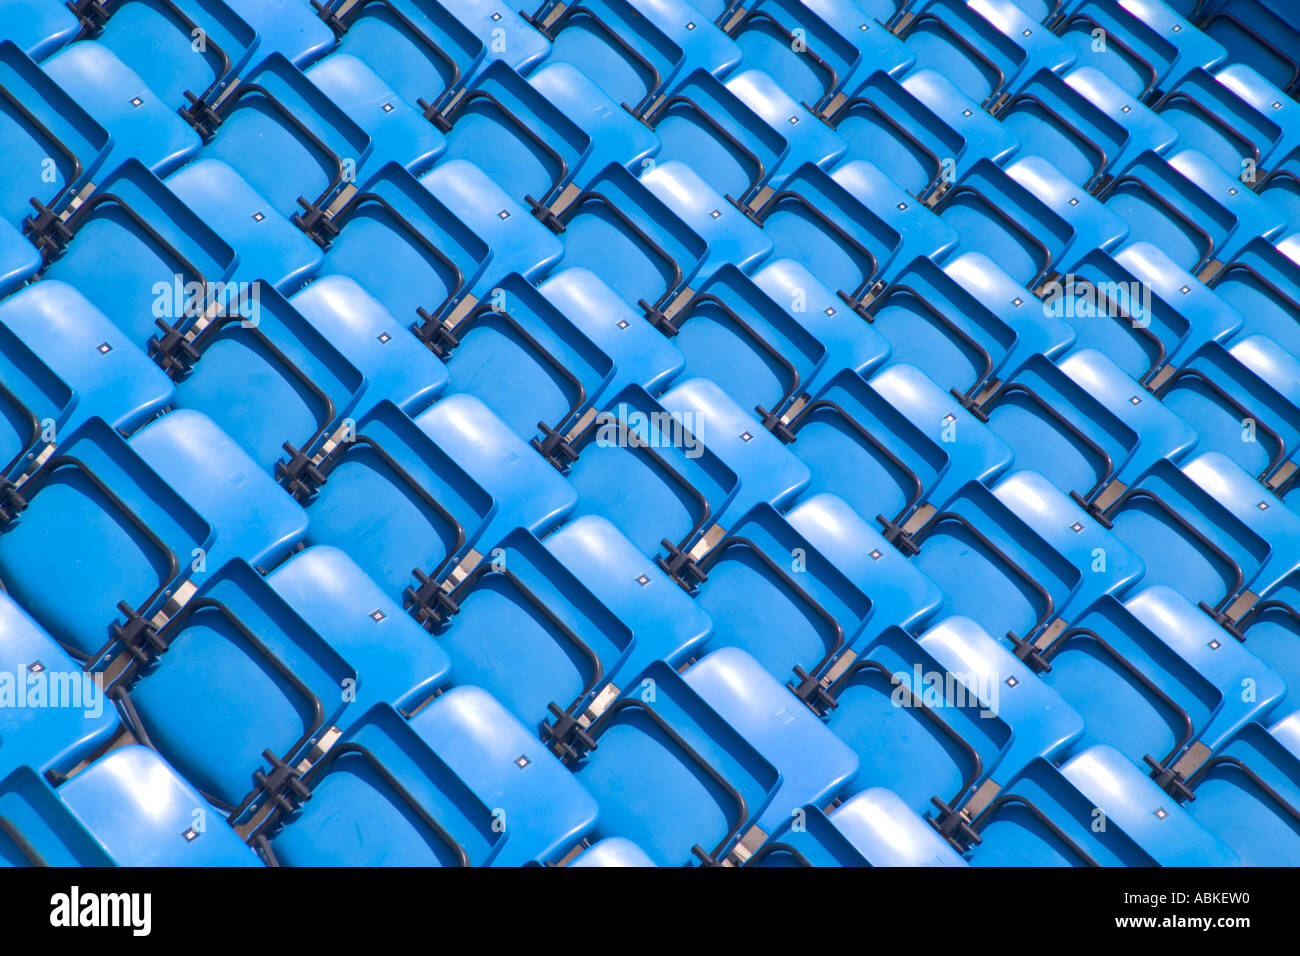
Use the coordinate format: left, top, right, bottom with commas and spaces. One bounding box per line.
1233, 601, 1300, 718
745, 162, 915, 315
56, 746, 263, 865
166, 161, 325, 293
1028, 590, 1272, 778
566, 836, 658, 866
307, 0, 488, 121
407, 684, 599, 865
915, 617, 1086, 829
267, 547, 452, 714
1156, 341, 1300, 484
0, 768, 115, 866
640, 67, 844, 209
963, 744, 1239, 864
749, 789, 968, 866
0, 416, 213, 664
719, 0, 914, 118
813, 624, 1014, 818
997, 65, 1179, 193
436, 0, 552, 72
554, 384, 739, 565
33, 159, 238, 347
304, 52, 448, 176
1177, 719, 1300, 864
0, 42, 109, 231
932, 155, 1129, 294
538, 163, 717, 332
249, 704, 504, 865
821, 68, 1018, 203
39, 40, 201, 175
108, 558, 356, 820
672, 503, 870, 684
128, 407, 308, 569
1094, 456, 1278, 626
830, 157, 961, 260
0, 280, 174, 443
1100, 148, 1287, 282
418, 158, 565, 289
0, 0, 80, 59
556, 659, 780, 866
895, 0, 1076, 113
785, 491, 945, 635
902, 475, 1142, 652
220, 0, 331, 65
1048, 0, 1225, 103
432, 60, 658, 217
1152, 64, 1299, 184
648, 264, 884, 435
306, 161, 489, 330
1207, 234, 1300, 359
279, 399, 494, 601
1195, 0, 1300, 97
1055, 241, 1243, 390
682, 647, 860, 835
543, 514, 715, 672
971, 353, 1141, 502
160, 283, 364, 474
289, 274, 448, 414
862, 252, 1074, 402
1055, 348, 1200, 515
418, 526, 632, 741
530, 0, 741, 119
657, 376, 810, 520
1226, 334, 1300, 495
783, 365, 1013, 542
1124, 584, 1287, 781
413, 393, 577, 546
429, 271, 615, 453
0, 591, 121, 783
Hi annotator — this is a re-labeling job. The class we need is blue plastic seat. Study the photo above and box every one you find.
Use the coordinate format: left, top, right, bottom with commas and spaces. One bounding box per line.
110, 558, 356, 819
419, 525, 633, 736
286, 399, 495, 601
1049, 0, 1225, 101
408, 684, 599, 865
567, 836, 658, 866
0, 279, 174, 443
36, 159, 238, 346
564, 659, 780, 866
720, 0, 913, 115
683, 646, 860, 832
0, 42, 109, 230
267, 545, 452, 714
0, 591, 120, 782
0, 417, 213, 663
898, 0, 1075, 111
965, 744, 1239, 865
0, 0, 80, 59
1208, 234, 1300, 359
250, 704, 503, 866
532, 0, 740, 117
164, 282, 366, 475
0, 767, 113, 866
1196, 0, 1300, 97
56, 746, 263, 865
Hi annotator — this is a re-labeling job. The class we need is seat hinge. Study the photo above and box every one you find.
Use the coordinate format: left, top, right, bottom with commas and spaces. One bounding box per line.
252, 749, 313, 814
22, 198, 75, 260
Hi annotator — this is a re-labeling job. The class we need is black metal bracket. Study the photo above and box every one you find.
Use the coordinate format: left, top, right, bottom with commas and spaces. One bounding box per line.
292, 195, 343, 248
1005, 630, 1052, 674
66, 0, 112, 34
531, 421, 581, 472
1197, 600, 1248, 642
756, 404, 796, 443
109, 600, 167, 667
789, 665, 839, 715
22, 198, 75, 260
656, 537, 708, 591
403, 568, 460, 629
413, 306, 458, 358
251, 749, 312, 815
178, 89, 224, 141
527, 194, 567, 233
929, 795, 983, 851
0, 477, 27, 525
1143, 753, 1196, 802
540, 701, 598, 763
877, 514, 921, 556
275, 441, 327, 502
147, 318, 201, 378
